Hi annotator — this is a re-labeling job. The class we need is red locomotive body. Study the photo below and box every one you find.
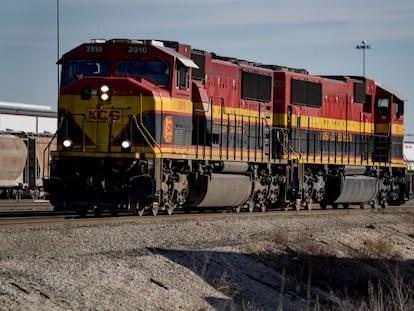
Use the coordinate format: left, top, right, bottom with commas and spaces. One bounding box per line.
44, 39, 408, 215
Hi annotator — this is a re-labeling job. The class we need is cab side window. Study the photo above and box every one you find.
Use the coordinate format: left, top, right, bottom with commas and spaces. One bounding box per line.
176, 62, 189, 89
377, 98, 389, 115
394, 98, 404, 118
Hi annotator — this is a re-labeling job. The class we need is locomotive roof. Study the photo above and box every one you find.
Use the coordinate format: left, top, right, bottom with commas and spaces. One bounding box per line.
322, 75, 405, 101
155, 44, 199, 69
191, 49, 309, 75
375, 82, 406, 101
59, 39, 198, 69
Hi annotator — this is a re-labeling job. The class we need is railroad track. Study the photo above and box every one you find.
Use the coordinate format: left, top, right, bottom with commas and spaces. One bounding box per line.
0, 200, 413, 229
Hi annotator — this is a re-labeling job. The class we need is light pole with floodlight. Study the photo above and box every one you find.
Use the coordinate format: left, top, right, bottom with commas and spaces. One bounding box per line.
356, 40, 371, 77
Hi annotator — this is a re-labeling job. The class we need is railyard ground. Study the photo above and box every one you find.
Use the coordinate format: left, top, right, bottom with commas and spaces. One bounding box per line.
0, 206, 413, 310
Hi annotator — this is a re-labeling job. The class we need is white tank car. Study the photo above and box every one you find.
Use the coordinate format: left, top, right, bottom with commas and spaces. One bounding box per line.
0, 102, 57, 199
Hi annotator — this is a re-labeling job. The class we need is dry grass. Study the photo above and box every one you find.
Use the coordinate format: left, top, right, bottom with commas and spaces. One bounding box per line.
213, 272, 262, 311
356, 237, 402, 261
245, 230, 414, 310
332, 266, 414, 311
214, 271, 240, 298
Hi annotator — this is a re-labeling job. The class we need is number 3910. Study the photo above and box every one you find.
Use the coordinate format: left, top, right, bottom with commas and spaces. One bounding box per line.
128, 46, 148, 54
85, 45, 103, 53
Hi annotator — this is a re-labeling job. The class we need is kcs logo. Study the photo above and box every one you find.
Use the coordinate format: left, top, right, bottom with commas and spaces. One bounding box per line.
163, 116, 173, 143
87, 109, 121, 121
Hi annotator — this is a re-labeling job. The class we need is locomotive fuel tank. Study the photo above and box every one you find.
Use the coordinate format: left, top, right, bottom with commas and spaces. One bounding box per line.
325, 167, 378, 205
0, 135, 28, 187
186, 173, 252, 208
334, 175, 378, 204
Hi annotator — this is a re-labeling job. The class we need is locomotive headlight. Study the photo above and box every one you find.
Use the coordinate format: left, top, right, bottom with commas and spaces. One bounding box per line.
100, 93, 110, 101
121, 140, 132, 152
62, 139, 73, 151
100, 84, 110, 93
99, 84, 110, 102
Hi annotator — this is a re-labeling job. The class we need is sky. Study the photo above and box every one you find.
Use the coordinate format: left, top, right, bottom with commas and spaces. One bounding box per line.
1, 0, 414, 132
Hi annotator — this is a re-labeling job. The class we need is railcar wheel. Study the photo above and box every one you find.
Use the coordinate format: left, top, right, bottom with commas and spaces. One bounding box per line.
332, 203, 338, 209
343, 203, 350, 209
320, 202, 327, 210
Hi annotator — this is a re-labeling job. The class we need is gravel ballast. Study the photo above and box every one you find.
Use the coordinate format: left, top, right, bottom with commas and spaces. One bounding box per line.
1, 208, 414, 310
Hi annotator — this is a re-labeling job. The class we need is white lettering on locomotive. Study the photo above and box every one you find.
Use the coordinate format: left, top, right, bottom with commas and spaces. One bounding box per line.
85, 45, 103, 53
127, 46, 148, 54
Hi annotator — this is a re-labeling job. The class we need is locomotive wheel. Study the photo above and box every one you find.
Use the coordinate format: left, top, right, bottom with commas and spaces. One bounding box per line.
295, 199, 301, 211
247, 201, 255, 213
166, 204, 175, 215
152, 203, 159, 216
233, 205, 242, 213
133, 203, 145, 216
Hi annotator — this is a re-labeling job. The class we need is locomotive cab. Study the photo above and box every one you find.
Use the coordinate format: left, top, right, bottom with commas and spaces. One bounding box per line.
46, 39, 199, 213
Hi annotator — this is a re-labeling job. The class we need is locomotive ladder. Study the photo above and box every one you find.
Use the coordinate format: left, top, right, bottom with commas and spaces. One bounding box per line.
272, 127, 305, 206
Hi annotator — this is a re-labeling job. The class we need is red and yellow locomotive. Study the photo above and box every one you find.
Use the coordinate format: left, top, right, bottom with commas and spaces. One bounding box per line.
44, 39, 408, 215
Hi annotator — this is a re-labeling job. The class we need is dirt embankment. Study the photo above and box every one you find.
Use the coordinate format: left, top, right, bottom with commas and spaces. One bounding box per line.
1, 207, 413, 310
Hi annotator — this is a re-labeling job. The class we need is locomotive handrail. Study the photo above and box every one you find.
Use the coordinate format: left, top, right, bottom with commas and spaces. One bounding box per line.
132, 92, 161, 155
271, 127, 303, 161
131, 115, 161, 156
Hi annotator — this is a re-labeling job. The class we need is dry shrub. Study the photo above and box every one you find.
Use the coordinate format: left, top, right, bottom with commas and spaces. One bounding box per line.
214, 271, 240, 298
268, 230, 289, 245
357, 237, 402, 261
245, 230, 289, 254
245, 240, 271, 256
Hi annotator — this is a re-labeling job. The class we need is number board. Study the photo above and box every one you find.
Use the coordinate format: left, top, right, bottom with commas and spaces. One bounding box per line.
127, 45, 148, 54
85, 45, 104, 53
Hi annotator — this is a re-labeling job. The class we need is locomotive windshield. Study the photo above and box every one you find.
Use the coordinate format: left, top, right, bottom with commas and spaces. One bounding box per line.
63, 60, 110, 85
115, 60, 170, 86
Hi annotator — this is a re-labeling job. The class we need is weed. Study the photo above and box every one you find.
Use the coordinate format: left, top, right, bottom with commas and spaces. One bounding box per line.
214, 271, 240, 298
